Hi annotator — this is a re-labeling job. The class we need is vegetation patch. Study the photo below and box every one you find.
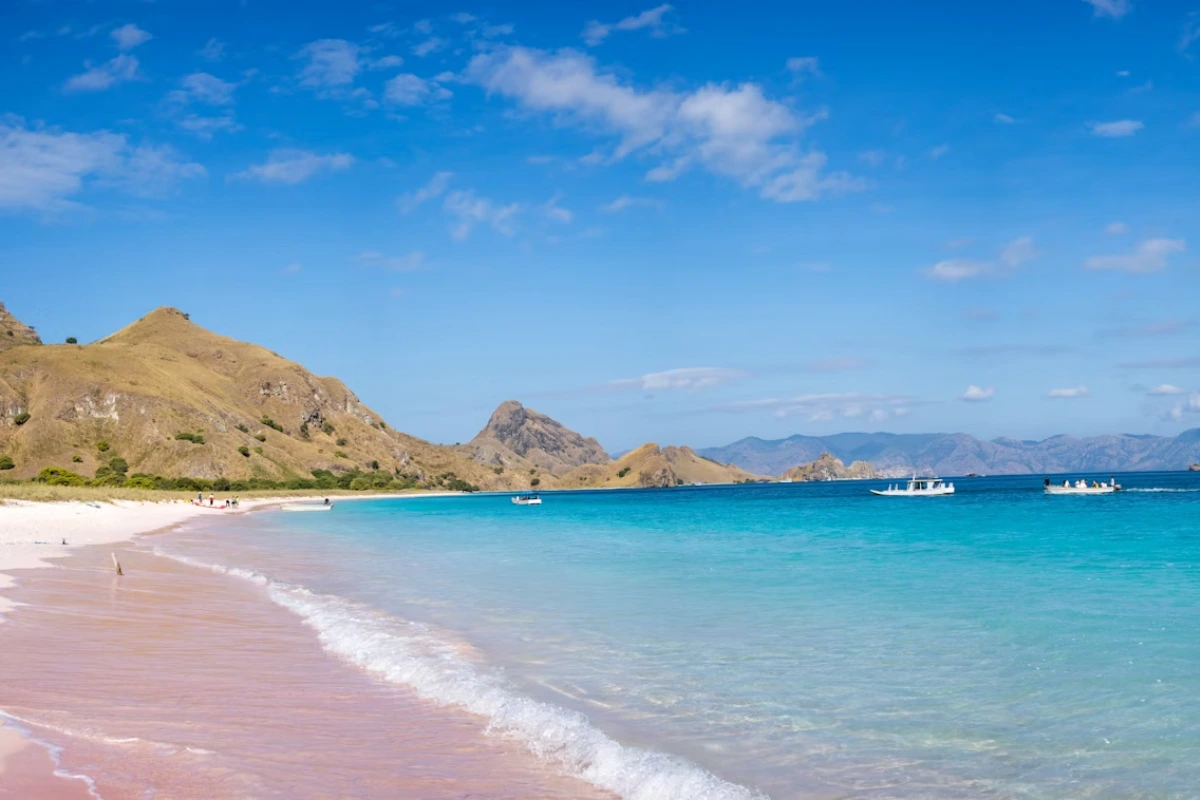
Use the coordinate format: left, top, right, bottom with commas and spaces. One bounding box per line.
0, 455, 14, 471
13, 412, 30, 426
34, 467, 86, 486
96, 440, 110, 453
175, 431, 206, 444
617, 467, 631, 478
260, 416, 284, 433
238, 445, 251, 457
254, 433, 267, 442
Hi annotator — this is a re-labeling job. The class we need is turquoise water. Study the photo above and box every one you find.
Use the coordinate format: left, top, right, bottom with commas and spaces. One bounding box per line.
160, 473, 1200, 799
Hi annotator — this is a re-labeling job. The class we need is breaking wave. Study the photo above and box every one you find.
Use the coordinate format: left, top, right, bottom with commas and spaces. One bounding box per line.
153, 549, 765, 800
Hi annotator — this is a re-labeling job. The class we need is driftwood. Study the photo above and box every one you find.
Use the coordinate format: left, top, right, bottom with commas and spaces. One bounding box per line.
111, 553, 123, 576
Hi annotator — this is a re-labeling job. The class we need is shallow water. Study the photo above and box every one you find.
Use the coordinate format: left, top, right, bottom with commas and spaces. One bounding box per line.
147, 472, 1200, 799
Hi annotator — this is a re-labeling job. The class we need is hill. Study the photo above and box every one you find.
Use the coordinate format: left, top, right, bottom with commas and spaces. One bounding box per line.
782, 453, 877, 482
460, 400, 609, 476
700, 429, 1200, 476
560, 444, 765, 488
0, 301, 41, 352
0, 306, 525, 490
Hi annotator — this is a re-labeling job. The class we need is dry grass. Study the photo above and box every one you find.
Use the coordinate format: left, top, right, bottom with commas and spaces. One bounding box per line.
0, 483, 426, 504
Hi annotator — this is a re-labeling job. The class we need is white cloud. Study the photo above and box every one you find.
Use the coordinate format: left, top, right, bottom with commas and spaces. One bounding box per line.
994, 112, 1016, 124
296, 39, 361, 89
371, 55, 405, 70
384, 73, 451, 105
64, 54, 141, 92
1089, 119, 1143, 137
176, 72, 237, 105
443, 189, 520, 239
1163, 393, 1200, 421
464, 46, 862, 203
1048, 385, 1089, 398
858, 149, 886, 166
413, 19, 434, 35
785, 56, 822, 79
413, 37, 448, 57
1148, 384, 1186, 396
231, 150, 354, 184
357, 250, 426, 271
1083, 0, 1130, 19
176, 114, 240, 139
542, 192, 572, 223
0, 120, 204, 211
1105, 221, 1128, 235
199, 38, 224, 61
1084, 238, 1185, 273
727, 392, 914, 421
397, 171, 453, 212
583, 4, 681, 46
111, 23, 152, 51
961, 385, 995, 402
929, 143, 950, 159
601, 194, 662, 212
612, 367, 744, 392
1181, 14, 1200, 54
924, 236, 1036, 282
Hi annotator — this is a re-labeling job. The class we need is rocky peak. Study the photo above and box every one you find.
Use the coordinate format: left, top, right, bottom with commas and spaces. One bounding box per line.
472, 400, 610, 476
783, 452, 878, 482
0, 300, 42, 352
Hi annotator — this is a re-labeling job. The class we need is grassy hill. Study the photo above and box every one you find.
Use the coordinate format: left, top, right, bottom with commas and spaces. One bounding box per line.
559, 443, 765, 488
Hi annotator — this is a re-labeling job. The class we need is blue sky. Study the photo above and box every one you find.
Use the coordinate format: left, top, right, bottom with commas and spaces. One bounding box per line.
2, 0, 1199, 451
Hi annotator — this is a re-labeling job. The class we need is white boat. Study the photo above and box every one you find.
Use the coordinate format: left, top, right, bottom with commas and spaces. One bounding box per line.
511, 493, 542, 506
1044, 479, 1119, 495
870, 476, 955, 497
281, 502, 334, 512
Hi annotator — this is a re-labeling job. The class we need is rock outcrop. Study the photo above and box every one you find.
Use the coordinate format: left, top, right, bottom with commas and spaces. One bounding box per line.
559, 443, 766, 488
464, 400, 609, 476
0, 301, 41, 352
782, 452, 878, 482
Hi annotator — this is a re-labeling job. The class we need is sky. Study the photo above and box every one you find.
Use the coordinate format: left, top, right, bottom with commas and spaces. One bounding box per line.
2, 0, 1199, 452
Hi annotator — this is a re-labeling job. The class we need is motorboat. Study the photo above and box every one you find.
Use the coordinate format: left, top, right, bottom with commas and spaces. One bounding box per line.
511, 493, 542, 506
1044, 478, 1119, 495
870, 476, 955, 497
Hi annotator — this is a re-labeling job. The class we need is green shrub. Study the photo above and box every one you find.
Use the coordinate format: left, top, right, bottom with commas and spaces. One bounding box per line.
236, 423, 249, 433
321, 421, 335, 435
446, 477, 479, 492
254, 433, 267, 442
66, 337, 78, 344
617, 467, 631, 478
90, 471, 126, 487
530, 477, 541, 487
109, 457, 128, 476
13, 412, 30, 426
34, 467, 85, 486
349, 477, 370, 491
124, 476, 156, 490
253, 446, 263, 455
72, 454, 83, 463
0, 455, 14, 471
96, 440, 110, 452
336, 438, 347, 447
368, 460, 380, 470
238, 445, 250, 457
175, 432, 205, 444
260, 416, 283, 433
334, 450, 348, 459
379, 421, 387, 430
493, 466, 504, 474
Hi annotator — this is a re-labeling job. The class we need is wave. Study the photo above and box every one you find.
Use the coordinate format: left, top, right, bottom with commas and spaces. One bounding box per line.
1123, 488, 1200, 493
153, 549, 765, 800
0, 711, 104, 799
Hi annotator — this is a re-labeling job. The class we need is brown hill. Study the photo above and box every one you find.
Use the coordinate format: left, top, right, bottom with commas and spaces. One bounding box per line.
782, 452, 877, 482
0, 306, 526, 489
0, 301, 41, 352
561, 443, 765, 488
463, 400, 609, 476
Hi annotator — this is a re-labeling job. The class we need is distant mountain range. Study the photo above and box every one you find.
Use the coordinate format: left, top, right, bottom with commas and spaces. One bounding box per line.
699, 430, 1200, 476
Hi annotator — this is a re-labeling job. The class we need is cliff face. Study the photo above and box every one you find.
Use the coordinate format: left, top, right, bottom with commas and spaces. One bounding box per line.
0, 306, 516, 488
0, 301, 41, 352
464, 400, 610, 476
782, 452, 878, 482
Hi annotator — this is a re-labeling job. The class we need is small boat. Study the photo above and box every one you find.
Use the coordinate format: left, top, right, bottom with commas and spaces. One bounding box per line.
871, 476, 955, 497
1044, 478, 1119, 495
511, 493, 542, 506
281, 501, 334, 512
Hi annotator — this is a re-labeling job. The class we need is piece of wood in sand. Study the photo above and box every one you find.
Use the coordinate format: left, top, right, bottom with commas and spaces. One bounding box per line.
111, 553, 123, 576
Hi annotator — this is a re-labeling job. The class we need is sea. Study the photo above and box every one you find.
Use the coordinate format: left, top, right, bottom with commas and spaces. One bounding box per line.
6, 472, 1200, 798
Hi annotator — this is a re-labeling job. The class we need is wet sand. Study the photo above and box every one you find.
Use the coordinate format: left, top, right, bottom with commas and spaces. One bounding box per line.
0, 541, 614, 799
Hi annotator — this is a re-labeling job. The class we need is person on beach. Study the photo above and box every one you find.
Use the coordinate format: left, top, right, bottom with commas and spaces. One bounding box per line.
209, 493, 215, 507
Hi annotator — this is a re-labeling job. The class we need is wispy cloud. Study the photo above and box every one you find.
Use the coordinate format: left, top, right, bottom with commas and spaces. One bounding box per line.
1118, 356, 1200, 369
1089, 119, 1143, 137
994, 112, 1016, 124
929, 143, 950, 159
1147, 384, 1186, 396
413, 37, 448, 57
1084, 238, 1185, 273
1179, 13, 1200, 55
295, 39, 362, 93
111, 23, 152, 51
170, 72, 237, 105
357, 250, 426, 271
383, 73, 451, 105
397, 171, 453, 213
1101, 319, 1195, 338
924, 236, 1036, 282
0, 119, 203, 212
583, 4, 682, 46
465, 46, 863, 204
542, 192, 572, 223
961, 385, 995, 402
600, 194, 663, 212
64, 54, 141, 92
611, 367, 745, 392
1048, 385, 1089, 398
1083, 0, 1130, 20
1105, 221, 1128, 235
231, 150, 354, 184
443, 189, 520, 239
199, 38, 224, 61
724, 392, 916, 422
785, 56, 822, 80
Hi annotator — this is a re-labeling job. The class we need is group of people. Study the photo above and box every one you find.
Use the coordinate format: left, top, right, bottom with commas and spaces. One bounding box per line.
194, 492, 240, 509
1043, 477, 1116, 489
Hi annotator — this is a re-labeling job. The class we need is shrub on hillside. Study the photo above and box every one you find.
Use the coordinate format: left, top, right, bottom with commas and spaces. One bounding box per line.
446, 477, 479, 492
334, 451, 348, 459
124, 476, 156, 490
34, 467, 85, 486
109, 457, 128, 476
254, 433, 267, 442
72, 455, 83, 463
96, 440, 110, 452
368, 460, 379, 471
14, 412, 30, 426
349, 477, 370, 491
175, 432, 205, 444
617, 467, 631, 478
493, 466, 504, 474
238, 446, 250, 457
236, 423, 249, 433
260, 416, 284, 433
321, 421, 335, 435
66, 337, 77, 344
335, 438, 347, 447
0, 456, 14, 471
530, 477, 541, 487
254, 447, 263, 455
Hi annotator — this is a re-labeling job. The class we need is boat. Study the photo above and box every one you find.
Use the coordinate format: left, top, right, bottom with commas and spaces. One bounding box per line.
281, 501, 334, 512
511, 493, 542, 506
870, 476, 955, 497
1043, 478, 1119, 495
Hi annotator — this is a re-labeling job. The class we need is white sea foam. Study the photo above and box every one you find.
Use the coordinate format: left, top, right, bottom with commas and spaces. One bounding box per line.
0, 711, 105, 799
1124, 487, 1200, 493
154, 549, 766, 800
